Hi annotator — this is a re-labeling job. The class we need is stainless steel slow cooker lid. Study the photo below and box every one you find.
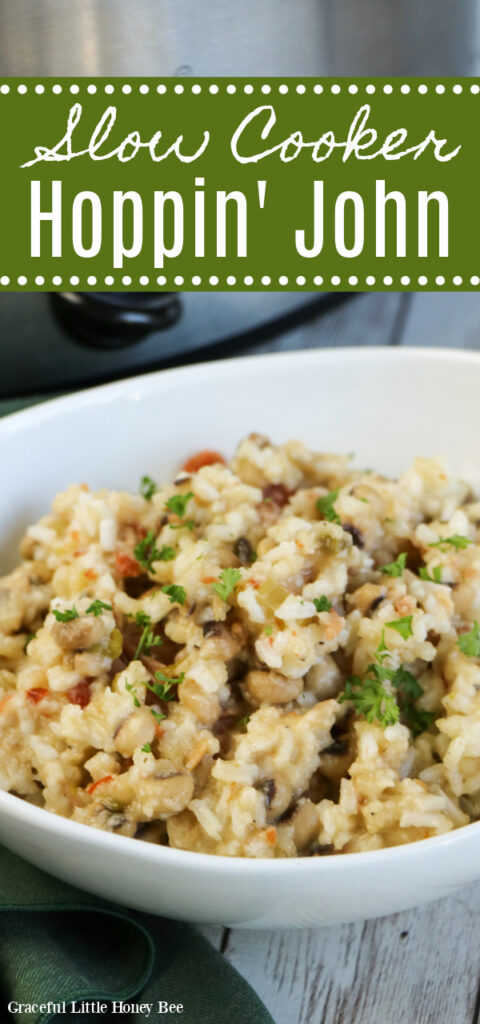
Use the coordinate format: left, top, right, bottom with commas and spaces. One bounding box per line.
0, 0, 477, 77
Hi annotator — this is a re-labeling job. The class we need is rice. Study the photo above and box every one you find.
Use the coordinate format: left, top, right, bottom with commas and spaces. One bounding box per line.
1, 433, 480, 857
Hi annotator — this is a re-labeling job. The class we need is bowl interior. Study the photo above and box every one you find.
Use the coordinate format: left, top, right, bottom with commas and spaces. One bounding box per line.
1, 346, 479, 573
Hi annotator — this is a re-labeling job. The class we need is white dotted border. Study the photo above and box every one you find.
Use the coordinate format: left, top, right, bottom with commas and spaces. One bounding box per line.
1, 81, 479, 96
0, 274, 476, 289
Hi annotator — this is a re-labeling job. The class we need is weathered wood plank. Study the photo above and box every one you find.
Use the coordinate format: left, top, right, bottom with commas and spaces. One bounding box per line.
400, 292, 480, 349
197, 925, 225, 951
223, 883, 480, 1024
249, 292, 405, 353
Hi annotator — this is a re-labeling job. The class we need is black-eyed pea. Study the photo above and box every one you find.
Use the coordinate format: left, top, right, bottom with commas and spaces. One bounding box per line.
257, 537, 276, 557
114, 707, 156, 757
319, 748, 353, 783
167, 809, 202, 849
135, 820, 168, 844
305, 662, 343, 700
185, 736, 212, 772
292, 798, 319, 851
179, 678, 221, 725
347, 582, 385, 615
112, 819, 138, 838
202, 621, 246, 662
244, 670, 303, 705
261, 777, 293, 822
138, 760, 194, 817
51, 615, 106, 651
193, 753, 216, 789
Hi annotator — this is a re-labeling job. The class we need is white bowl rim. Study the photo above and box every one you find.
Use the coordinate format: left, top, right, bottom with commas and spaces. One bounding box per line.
2, 344, 480, 441
2, 343, 480, 876
0, 786, 477, 875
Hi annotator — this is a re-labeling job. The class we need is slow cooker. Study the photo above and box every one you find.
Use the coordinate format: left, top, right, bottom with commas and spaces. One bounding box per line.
0, 0, 476, 396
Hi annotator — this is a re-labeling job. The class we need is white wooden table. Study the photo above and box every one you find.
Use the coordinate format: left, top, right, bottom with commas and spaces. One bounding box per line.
200, 290, 480, 1024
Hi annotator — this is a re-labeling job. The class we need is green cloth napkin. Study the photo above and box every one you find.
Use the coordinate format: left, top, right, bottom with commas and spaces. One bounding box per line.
0, 845, 273, 1024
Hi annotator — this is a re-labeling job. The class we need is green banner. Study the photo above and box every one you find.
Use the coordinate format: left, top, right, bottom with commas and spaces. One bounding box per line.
0, 77, 478, 290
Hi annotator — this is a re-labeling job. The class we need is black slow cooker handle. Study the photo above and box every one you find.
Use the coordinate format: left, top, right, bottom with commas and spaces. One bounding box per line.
51, 291, 182, 349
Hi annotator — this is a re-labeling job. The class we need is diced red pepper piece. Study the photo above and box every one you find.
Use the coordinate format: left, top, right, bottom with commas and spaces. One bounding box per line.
26, 687, 49, 704
182, 450, 226, 473
115, 551, 141, 578
87, 775, 114, 795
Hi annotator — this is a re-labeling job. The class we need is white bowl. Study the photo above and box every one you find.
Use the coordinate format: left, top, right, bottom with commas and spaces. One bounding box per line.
2, 345, 480, 929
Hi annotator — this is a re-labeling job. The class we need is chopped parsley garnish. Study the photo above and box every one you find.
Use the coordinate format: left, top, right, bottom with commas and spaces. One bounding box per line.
457, 621, 480, 658
161, 584, 186, 605
391, 665, 423, 700
385, 615, 413, 640
419, 566, 443, 583
125, 682, 141, 708
376, 629, 389, 662
369, 661, 396, 685
157, 545, 176, 562
133, 530, 163, 573
141, 742, 152, 753
150, 709, 166, 723
313, 595, 332, 612
428, 534, 472, 552
402, 705, 435, 738
264, 625, 273, 636
339, 635, 433, 735
169, 520, 195, 531
132, 610, 150, 627
140, 475, 158, 501
380, 552, 407, 578
86, 599, 112, 616
135, 629, 161, 660
24, 632, 36, 650
212, 567, 242, 602
316, 489, 341, 524
165, 492, 193, 518
132, 611, 163, 660
145, 670, 185, 702
389, 666, 435, 736
52, 606, 79, 622
339, 673, 399, 727
236, 713, 251, 732
389, 662, 433, 736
